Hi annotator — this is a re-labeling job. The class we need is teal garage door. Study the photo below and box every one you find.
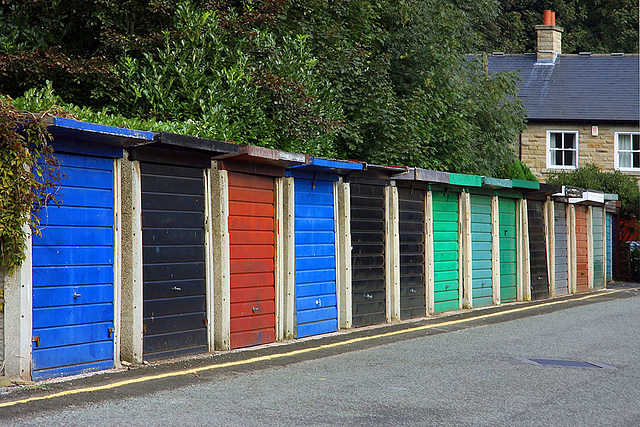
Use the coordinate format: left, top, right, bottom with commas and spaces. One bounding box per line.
470, 194, 493, 308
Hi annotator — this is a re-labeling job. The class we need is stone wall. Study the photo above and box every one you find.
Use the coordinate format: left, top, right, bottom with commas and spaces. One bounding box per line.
520, 122, 640, 181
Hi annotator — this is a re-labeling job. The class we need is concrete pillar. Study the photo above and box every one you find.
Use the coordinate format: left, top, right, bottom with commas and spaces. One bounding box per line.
3, 222, 33, 380
491, 195, 501, 305
425, 190, 435, 314
336, 181, 352, 329
211, 167, 230, 350
112, 159, 122, 368
277, 177, 296, 340
385, 185, 400, 323
120, 156, 143, 364
460, 191, 473, 309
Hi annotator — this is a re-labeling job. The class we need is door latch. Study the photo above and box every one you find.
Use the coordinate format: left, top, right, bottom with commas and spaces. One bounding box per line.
73, 292, 82, 298
108, 327, 114, 339
252, 306, 259, 313
32, 336, 41, 347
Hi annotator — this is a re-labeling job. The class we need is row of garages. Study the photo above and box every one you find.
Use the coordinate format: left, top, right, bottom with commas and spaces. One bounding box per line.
0, 118, 620, 381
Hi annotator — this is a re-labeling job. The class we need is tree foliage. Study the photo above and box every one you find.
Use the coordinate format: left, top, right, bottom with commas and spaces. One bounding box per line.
486, 0, 639, 54
0, 99, 64, 273
546, 164, 640, 219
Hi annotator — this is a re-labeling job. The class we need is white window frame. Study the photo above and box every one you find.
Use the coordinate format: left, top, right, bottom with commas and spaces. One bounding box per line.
614, 132, 640, 171
546, 130, 579, 170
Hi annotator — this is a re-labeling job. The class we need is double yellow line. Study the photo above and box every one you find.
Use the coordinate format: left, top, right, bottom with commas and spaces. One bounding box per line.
0, 290, 618, 408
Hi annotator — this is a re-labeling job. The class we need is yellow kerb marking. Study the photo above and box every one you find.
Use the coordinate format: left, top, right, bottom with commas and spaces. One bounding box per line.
0, 290, 619, 408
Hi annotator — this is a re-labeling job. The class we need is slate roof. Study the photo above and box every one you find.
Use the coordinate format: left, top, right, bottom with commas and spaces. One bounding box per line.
488, 54, 640, 123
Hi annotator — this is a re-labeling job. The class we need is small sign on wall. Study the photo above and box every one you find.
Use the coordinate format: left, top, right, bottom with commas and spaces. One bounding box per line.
592, 126, 599, 136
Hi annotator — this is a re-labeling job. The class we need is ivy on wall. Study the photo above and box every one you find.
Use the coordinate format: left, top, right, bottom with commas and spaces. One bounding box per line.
0, 98, 64, 274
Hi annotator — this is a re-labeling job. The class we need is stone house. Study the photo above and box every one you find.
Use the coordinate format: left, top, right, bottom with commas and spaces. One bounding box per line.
488, 10, 640, 181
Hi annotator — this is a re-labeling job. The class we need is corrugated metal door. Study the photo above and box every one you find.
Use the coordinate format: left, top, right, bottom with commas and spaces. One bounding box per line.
527, 200, 549, 300
470, 194, 493, 308
575, 205, 589, 293
351, 183, 386, 327
32, 153, 114, 380
228, 172, 276, 348
554, 202, 569, 296
294, 177, 338, 338
606, 212, 612, 282
498, 198, 517, 303
398, 187, 425, 319
592, 207, 605, 288
432, 190, 459, 313
141, 163, 207, 359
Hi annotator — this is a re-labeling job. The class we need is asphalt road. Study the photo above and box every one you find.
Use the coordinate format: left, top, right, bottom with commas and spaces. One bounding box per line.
3, 289, 640, 426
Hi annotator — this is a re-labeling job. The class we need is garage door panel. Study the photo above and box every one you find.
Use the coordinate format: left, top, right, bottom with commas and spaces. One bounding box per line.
143, 295, 206, 318
33, 284, 113, 307
33, 265, 113, 287
144, 279, 206, 299
142, 211, 204, 228
142, 193, 204, 211
59, 166, 113, 189
143, 262, 206, 282
33, 303, 113, 329
143, 330, 208, 356
40, 206, 113, 227
33, 341, 114, 373
33, 246, 114, 266
141, 174, 203, 195
231, 329, 276, 349
229, 217, 274, 231
142, 229, 204, 246
32, 322, 113, 349
143, 313, 206, 335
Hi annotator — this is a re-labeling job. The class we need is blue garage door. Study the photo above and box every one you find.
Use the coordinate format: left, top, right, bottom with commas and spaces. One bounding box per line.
32, 153, 115, 380
470, 194, 493, 308
294, 177, 338, 338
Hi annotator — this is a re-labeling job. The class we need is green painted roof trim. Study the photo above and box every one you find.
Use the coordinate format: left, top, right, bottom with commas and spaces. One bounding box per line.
511, 179, 540, 190
482, 176, 512, 188
449, 173, 482, 187
604, 193, 619, 201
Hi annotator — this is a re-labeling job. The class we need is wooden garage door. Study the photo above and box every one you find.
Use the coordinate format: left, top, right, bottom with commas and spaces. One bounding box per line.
32, 153, 115, 380
351, 183, 386, 327
141, 163, 207, 360
554, 202, 569, 296
294, 177, 338, 338
527, 201, 549, 300
228, 172, 276, 348
499, 198, 517, 303
470, 194, 493, 308
398, 187, 425, 320
575, 205, 589, 293
432, 190, 460, 313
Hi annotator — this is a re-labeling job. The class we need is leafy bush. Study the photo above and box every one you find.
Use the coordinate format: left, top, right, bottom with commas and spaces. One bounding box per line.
546, 163, 640, 219
0, 97, 64, 273
495, 159, 538, 182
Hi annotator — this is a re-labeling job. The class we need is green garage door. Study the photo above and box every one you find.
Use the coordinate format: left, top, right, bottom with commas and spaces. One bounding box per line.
498, 198, 517, 303
432, 190, 460, 313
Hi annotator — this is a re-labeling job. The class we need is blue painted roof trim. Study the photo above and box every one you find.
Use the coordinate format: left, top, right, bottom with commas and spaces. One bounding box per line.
51, 117, 155, 141
286, 157, 363, 177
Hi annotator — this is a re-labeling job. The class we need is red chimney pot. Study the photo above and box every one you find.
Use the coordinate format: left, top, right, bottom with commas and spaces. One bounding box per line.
543, 10, 552, 25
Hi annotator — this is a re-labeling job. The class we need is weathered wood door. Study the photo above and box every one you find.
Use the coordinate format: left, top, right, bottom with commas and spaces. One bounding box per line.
575, 205, 589, 293
398, 187, 425, 319
527, 200, 549, 300
554, 202, 569, 296
32, 153, 115, 379
432, 190, 460, 313
351, 183, 386, 327
592, 207, 605, 288
141, 163, 207, 360
228, 172, 276, 348
294, 177, 338, 338
499, 198, 517, 303
470, 194, 493, 307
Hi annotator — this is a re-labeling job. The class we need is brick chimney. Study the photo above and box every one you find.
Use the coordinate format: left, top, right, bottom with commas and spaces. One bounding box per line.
536, 10, 563, 63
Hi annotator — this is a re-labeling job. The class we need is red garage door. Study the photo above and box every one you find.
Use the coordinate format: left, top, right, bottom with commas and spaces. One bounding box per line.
228, 172, 276, 348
